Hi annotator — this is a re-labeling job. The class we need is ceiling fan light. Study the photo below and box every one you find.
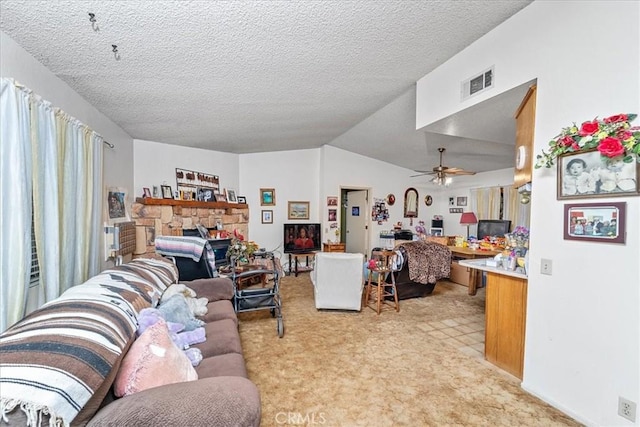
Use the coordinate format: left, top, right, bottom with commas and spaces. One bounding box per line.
431, 176, 453, 186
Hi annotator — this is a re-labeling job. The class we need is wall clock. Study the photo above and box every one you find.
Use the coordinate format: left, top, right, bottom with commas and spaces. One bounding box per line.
425, 195, 433, 206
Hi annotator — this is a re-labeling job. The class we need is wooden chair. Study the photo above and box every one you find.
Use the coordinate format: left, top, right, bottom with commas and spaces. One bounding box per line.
364, 250, 399, 314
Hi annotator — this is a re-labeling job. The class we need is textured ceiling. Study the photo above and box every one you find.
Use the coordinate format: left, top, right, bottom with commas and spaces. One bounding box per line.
0, 0, 532, 171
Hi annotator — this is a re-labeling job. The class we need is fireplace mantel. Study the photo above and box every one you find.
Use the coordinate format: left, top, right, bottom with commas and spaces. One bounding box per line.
135, 197, 248, 214
132, 198, 249, 257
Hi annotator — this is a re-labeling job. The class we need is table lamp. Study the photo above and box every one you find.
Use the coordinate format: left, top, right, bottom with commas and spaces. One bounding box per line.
459, 212, 478, 240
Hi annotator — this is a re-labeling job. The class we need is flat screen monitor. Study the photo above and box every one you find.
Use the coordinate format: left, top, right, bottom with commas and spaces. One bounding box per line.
284, 223, 322, 253
477, 220, 512, 240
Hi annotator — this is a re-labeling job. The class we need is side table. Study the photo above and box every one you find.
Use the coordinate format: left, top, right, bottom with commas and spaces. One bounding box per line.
323, 242, 345, 253
288, 252, 316, 277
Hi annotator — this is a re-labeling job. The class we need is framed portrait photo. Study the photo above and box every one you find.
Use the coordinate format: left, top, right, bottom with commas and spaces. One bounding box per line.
456, 196, 467, 206
260, 188, 275, 206
237, 195, 247, 204
143, 187, 151, 198
563, 201, 626, 244
161, 185, 173, 199
327, 196, 338, 206
226, 189, 238, 203
288, 201, 310, 220
261, 210, 273, 224
558, 149, 639, 199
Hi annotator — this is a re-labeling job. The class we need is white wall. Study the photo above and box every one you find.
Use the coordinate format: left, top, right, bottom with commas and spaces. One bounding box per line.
0, 31, 134, 271
416, 2, 639, 426
239, 149, 320, 258
133, 139, 239, 199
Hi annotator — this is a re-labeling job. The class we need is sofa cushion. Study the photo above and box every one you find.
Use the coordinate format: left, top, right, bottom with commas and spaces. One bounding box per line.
88, 377, 261, 427
196, 352, 248, 378
181, 277, 234, 302
114, 319, 197, 397
193, 318, 242, 358
199, 299, 237, 325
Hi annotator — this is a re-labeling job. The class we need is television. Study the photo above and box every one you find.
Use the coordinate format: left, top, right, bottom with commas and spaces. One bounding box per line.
284, 223, 322, 253
477, 220, 512, 240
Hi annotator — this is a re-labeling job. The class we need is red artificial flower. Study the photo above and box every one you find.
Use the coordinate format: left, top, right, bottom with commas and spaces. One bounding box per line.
558, 135, 575, 147
604, 114, 628, 124
579, 120, 600, 136
597, 137, 625, 158
618, 130, 633, 141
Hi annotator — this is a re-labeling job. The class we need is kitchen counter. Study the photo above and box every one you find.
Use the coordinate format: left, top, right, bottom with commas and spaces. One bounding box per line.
458, 258, 527, 280
459, 258, 528, 379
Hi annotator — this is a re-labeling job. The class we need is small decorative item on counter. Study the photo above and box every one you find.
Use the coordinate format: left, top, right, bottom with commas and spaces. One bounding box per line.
454, 236, 465, 247
415, 220, 426, 236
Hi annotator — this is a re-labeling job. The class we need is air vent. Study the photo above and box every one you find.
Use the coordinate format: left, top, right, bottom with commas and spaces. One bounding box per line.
461, 66, 494, 101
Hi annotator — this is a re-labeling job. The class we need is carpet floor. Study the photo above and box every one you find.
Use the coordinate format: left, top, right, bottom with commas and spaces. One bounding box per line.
238, 274, 581, 427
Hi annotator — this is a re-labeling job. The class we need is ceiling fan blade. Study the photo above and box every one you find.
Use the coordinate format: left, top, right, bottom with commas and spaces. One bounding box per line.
445, 170, 476, 176
410, 172, 436, 177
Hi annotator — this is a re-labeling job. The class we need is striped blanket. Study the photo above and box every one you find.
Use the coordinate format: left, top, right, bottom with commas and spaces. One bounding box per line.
155, 235, 217, 273
0, 257, 177, 427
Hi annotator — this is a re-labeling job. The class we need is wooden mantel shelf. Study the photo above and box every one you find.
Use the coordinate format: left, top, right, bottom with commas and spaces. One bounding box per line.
135, 197, 248, 211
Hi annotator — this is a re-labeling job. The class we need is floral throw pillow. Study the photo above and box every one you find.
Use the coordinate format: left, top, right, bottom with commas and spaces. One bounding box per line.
114, 319, 198, 397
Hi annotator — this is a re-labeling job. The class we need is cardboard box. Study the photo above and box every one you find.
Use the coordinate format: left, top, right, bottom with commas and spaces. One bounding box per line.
449, 261, 481, 287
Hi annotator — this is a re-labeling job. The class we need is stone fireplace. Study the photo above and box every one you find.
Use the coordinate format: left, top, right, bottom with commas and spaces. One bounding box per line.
131, 198, 249, 258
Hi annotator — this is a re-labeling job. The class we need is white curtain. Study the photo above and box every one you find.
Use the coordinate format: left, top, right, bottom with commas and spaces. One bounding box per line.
470, 186, 502, 220
503, 186, 531, 228
0, 79, 33, 332
0, 78, 103, 331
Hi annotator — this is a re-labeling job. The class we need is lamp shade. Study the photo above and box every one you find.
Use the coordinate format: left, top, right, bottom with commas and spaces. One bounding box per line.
459, 212, 478, 225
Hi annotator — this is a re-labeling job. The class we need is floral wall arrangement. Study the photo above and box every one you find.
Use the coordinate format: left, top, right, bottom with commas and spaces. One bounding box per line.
536, 114, 640, 199
536, 113, 640, 168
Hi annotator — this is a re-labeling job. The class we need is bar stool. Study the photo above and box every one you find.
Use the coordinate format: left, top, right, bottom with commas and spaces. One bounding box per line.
364, 250, 399, 315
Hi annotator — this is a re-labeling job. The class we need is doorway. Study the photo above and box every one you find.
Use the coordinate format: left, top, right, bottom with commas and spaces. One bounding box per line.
340, 187, 370, 257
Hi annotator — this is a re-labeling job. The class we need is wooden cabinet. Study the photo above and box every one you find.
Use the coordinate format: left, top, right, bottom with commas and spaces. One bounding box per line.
323, 242, 345, 253
485, 272, 528, 379
514, 85, 537, 187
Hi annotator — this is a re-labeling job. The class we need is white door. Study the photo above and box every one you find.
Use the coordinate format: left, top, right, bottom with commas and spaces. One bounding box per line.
345, 190, 368, 256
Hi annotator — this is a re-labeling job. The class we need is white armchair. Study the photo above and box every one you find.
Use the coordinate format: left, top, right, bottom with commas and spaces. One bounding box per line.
311, 252, 365, 311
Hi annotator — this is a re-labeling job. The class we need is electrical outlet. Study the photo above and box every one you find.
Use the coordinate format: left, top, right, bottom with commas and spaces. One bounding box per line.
618, 396, 637, 422
540, 258, 552, 275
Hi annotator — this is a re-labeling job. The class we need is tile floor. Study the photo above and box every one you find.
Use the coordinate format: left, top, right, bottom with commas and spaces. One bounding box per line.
418, 312, 486, 360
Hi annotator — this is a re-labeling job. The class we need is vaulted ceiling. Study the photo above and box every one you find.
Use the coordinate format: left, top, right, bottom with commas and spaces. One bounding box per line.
0, 0, 533, 173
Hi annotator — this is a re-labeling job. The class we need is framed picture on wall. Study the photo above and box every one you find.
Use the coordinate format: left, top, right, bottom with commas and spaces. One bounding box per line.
557, 149, 640, 199
260, 188, 276, 206
563, 201, 626, 244
261, 210, 273, 224
288, 201, 310, 220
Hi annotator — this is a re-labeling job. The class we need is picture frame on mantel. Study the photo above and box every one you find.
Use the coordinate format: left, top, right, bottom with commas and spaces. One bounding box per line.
563, 201, 626, 244
161, 185, 173, 199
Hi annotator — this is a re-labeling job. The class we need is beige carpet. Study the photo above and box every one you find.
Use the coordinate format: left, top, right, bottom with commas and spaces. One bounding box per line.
238, 275, 581, 427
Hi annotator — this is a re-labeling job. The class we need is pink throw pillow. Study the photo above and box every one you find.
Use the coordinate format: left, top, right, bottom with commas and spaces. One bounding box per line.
114, 319, 198, 397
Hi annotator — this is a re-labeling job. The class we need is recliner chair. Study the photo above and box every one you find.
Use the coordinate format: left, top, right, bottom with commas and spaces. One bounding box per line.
311, 252, 364, 311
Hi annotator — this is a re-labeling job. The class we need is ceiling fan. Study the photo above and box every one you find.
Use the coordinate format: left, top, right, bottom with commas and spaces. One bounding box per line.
411, 147, 476, 185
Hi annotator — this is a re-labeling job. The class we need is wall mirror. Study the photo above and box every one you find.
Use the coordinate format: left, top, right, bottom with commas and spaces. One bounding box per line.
404, 187, 418, 218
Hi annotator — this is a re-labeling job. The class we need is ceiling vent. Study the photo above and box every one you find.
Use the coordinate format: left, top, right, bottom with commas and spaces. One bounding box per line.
461, 66, 494, 101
